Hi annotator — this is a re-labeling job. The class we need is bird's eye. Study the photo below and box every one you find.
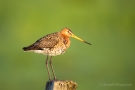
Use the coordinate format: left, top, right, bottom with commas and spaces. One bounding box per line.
68, 30, 72, 34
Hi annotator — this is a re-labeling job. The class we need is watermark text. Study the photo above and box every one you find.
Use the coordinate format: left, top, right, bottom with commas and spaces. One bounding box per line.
100, 83, 132, 87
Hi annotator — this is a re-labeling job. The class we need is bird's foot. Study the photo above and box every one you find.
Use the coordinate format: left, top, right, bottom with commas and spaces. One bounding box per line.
48, 78, 52, 81
53, 77, 58, 81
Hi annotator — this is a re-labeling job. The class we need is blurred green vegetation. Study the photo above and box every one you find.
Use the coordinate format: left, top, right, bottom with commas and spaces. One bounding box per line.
0, 0, 135, 90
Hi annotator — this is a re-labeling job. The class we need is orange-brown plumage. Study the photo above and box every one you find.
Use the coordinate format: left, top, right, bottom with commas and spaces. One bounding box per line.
23, 28, 91, 80
23, 28, 73, 56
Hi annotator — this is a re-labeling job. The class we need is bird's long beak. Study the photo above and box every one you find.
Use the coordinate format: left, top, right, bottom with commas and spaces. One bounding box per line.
71, 34, 91, 45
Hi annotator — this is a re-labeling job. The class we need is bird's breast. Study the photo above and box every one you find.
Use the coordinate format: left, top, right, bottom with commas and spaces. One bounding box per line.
44, 38, 70, 56
63, 38, 70, 49
33, 35, 71, 56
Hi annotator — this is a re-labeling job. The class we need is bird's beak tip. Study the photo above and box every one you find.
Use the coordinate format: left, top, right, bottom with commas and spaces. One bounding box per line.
84, 41, 92, 45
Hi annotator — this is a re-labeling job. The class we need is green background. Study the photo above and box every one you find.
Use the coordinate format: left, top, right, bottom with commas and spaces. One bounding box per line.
0, 0, 135, 90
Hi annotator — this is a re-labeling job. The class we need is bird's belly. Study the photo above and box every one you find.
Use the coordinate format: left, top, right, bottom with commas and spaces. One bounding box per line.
45, 47, 66, 56
33, 47, 66, 56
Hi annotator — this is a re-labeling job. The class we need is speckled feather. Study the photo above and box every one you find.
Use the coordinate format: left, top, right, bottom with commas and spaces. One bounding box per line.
23, 32, 58, 50
23, 28, 91, 56
23, 32, 69, 56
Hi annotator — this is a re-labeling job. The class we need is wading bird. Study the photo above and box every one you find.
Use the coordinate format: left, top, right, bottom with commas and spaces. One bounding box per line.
23, 28, 91, 80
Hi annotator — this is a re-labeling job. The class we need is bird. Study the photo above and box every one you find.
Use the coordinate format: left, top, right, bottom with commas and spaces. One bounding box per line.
22, 28, 91, 80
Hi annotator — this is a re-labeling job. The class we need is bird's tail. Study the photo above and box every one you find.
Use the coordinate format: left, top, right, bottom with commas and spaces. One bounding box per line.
22, 47, 29, 51
22, 44, 42, 51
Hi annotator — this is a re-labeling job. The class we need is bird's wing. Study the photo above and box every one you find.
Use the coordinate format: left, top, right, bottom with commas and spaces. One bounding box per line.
23, 32, 60, 51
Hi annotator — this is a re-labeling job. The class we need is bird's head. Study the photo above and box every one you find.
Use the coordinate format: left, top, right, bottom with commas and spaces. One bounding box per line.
60, 28, 91, 45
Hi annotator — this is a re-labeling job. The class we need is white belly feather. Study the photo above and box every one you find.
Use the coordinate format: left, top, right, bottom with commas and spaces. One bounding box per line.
33, 47, 66, 56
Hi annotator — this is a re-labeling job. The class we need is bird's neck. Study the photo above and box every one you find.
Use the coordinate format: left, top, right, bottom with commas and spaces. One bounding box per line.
60, 33, 71, 48
64, 37, 70, 48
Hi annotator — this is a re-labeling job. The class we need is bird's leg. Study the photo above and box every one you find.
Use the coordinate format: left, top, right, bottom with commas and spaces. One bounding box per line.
45, 55, 51, 80
49, 56, 56, 80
